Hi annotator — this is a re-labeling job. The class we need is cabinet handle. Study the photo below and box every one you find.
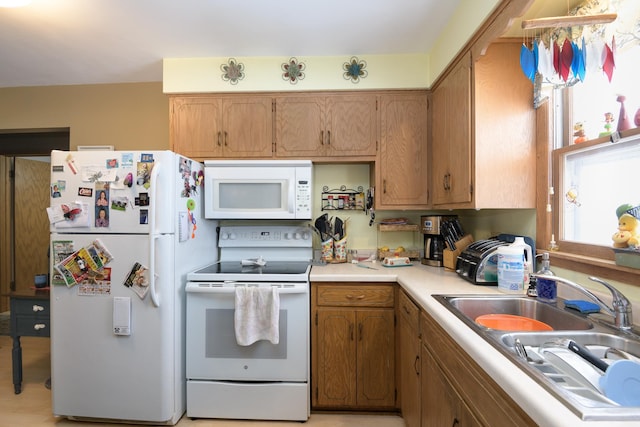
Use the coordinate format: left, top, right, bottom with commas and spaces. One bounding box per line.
451, 418, 460, 427
224, 131, 228, 146
327, 130, 331, 145
320, 130, 324, 145
349, 324, 354, 341
414, 355, 420, 375
358, 323, 363, 341
217, 131, 222, 146
345, 294, 365, 300
32, 305, 44, 312
383, 179, 387, 194
402, 304, 411, 315
34, 324, 46, 331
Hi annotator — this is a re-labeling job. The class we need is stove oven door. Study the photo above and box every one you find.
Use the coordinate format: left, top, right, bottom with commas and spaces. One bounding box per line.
186, 282, 309, 382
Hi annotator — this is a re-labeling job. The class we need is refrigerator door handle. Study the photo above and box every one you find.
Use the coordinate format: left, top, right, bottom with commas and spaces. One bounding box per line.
149, 161, 161, 307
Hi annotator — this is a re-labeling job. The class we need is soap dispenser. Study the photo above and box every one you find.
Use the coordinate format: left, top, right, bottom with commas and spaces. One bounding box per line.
535, 252, 556, 303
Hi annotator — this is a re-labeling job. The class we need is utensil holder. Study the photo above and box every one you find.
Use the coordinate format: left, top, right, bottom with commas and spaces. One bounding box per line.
443, 234, 474, 271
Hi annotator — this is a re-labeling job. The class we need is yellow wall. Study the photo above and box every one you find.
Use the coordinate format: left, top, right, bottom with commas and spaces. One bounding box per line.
0, 82, 168, 151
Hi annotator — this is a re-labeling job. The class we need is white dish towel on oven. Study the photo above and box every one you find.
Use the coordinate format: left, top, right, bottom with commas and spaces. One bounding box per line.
234, 285, 280, 346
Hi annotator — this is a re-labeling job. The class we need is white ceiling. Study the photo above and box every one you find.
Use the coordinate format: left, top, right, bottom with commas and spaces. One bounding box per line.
0, 0, 582, 88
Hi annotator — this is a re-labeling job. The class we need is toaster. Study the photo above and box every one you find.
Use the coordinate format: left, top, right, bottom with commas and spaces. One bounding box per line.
456, 238, 509, 285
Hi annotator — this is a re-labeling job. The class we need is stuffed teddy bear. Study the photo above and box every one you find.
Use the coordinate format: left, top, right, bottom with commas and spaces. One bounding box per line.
612, 204, 640, 248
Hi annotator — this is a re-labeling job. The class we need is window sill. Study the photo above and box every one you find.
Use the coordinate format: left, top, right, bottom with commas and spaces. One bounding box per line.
548, 251, 640, 285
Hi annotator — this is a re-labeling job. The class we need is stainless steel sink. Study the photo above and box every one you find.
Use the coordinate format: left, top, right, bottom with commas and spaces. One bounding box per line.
439, 295, 593, 331
434, 294, 640, 421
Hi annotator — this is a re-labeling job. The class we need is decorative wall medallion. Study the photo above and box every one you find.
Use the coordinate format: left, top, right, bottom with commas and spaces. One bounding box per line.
221, 58, 245, 85
343, 56, 367, 83
282, 57, 306, 84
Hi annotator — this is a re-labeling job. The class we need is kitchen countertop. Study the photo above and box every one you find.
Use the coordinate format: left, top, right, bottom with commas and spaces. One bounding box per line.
310, 261, 638, 427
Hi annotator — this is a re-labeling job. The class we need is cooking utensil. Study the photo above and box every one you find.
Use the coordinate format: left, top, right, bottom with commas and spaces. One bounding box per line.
335, 217, 344, 240
356, 263, 378, 270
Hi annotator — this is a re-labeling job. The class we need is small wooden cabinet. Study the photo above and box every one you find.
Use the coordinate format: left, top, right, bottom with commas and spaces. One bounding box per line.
397, 290, 421, 427
274, 94, 377, 159
170, 95, 273, 159
376, 92, 429, 209
311, 283, 396, 410
430, 42, 536, 209
9, 290, 50, 394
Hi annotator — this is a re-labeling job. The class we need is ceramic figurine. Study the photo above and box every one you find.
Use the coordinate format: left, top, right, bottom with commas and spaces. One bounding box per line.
599, 112, 615, 137
617, 95, 633, 132
573, 122, 588, 144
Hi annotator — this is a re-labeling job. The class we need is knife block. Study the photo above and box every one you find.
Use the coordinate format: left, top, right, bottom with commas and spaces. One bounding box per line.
443, 234, 474, 271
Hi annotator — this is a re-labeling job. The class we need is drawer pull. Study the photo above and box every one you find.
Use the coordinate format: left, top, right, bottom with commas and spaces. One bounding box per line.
34, 324, 47, 331
346, 294, 365, 300
32, 305, 45, 312
402, 304, 411, 315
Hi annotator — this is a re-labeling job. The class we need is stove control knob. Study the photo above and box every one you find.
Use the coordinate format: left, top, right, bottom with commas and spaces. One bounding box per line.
293, 232, 301, 240
220, 232, 229, 240
301, 231, 311, 240
229, 232, 237, 240
283, 232, 291, 240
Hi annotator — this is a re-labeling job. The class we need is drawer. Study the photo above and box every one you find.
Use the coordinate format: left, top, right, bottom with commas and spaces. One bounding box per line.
11, 298, 50, 316
398, 289, 419, 331
13, 315, 50, 337
316, 284, 394, 307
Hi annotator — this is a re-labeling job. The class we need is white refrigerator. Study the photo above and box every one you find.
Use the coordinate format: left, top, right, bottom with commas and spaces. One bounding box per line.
48, 150, 217, 424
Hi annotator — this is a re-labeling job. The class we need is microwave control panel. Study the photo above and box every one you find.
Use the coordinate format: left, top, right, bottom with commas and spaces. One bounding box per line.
296, 179, 312, 218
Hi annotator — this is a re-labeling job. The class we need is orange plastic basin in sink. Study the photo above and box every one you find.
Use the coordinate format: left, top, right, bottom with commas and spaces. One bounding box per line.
475, 314, 554, 331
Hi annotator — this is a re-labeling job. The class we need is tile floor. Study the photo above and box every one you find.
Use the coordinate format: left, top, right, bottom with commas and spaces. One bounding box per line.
0, 336, 404, 427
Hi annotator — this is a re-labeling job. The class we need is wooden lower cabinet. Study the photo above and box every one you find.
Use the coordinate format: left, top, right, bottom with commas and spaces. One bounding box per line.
420, 311, 536, 427
397, 290, 421, 427
311, 283, 396, 410
422, 343, 482, 427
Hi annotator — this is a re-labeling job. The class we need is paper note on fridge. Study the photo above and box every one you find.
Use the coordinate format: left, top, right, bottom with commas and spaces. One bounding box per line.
47, 202, 90, 227
81, 165, 118, 183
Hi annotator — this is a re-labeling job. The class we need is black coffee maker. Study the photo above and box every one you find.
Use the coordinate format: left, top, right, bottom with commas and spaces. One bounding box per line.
421, 215, 455, 267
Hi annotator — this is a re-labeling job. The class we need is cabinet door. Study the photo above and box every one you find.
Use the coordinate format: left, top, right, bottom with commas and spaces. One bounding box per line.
431, 53, 472, 206
315, 308, 357, 407
274, 96, 325, 157
170, 96, 223, 158
326, 94, 377, 157
356, 308, 396, 408
422, 344, 481, 427
222, 97, 273, 158
378, 93, 429, 209
399, 311, 421, 427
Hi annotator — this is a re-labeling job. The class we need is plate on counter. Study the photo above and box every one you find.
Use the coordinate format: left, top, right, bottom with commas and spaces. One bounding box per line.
382, 257, 412, 267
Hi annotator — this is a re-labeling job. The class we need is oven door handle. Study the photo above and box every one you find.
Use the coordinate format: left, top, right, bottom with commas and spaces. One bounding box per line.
185, 284, 308, 294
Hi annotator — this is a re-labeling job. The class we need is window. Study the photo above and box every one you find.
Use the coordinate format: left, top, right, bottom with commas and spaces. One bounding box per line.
541, 0, 640, 283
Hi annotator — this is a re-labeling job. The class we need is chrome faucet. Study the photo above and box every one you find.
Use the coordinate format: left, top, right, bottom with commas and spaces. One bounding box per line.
535, 275, 634, 331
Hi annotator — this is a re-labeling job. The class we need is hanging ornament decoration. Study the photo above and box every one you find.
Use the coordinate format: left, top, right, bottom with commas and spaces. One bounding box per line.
520, 43, 536, 82
281, 57, 306, 84
602, 36, 616, 83
221, 58, 245, 85
518, 0, 623, 89
343, 56, 367, 83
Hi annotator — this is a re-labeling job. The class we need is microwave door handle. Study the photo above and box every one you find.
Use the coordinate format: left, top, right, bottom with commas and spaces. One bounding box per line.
148, 162, 161, 307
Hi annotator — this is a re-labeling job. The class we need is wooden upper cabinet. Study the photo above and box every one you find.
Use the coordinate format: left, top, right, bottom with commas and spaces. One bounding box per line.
274, 96, 325, 158
376, 92, 429, 209
274, 94, 377, 158
430, 42, 536, 209
170, 96, 224, 159
170, 95, 273, 159
431, 52, 472, 206
325, 95, 377, 157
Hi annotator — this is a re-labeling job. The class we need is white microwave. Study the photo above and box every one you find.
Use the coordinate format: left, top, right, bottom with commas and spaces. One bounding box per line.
204, 160, 313, 220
